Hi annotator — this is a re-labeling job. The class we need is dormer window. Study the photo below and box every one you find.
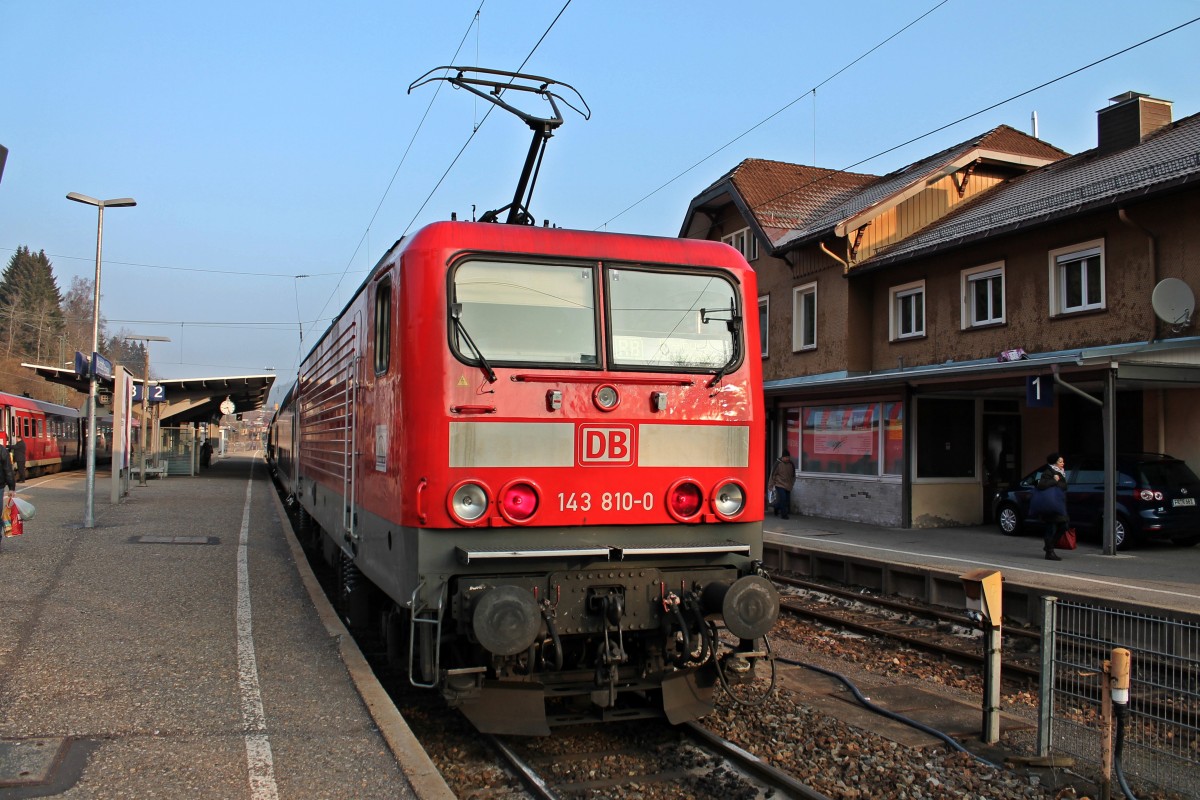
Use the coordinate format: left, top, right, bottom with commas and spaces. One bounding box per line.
722, 227, 759, 262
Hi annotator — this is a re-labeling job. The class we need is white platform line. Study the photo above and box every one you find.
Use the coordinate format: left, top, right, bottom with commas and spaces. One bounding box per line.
237, 471, 280, 800
766, 531, 1200, 605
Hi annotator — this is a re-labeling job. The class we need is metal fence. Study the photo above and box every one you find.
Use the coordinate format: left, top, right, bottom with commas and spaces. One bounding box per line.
1039, 596, 1200, 797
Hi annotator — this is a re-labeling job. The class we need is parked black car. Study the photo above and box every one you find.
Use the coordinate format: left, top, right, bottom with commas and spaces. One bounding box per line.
992, 453, 1200, 549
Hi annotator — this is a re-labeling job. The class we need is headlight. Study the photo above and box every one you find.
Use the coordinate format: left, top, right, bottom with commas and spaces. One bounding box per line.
593, 384, 620, 411
711, 480, 746, 520
449, 481, 489, 523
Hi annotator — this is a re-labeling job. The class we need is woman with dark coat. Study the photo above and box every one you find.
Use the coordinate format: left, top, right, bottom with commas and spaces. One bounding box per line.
1031, 452, 1069, 561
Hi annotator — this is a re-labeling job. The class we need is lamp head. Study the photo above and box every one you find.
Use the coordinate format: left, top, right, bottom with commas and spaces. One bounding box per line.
960, 568, 1003, 628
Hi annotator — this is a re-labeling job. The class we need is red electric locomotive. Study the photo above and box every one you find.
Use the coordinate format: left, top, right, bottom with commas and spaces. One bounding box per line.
269, 67, 778, 734
0, 390, 83, 477
272, 221, 778, 733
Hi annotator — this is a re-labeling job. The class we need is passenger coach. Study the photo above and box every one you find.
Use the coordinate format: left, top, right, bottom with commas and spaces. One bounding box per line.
0, 391, 82, 476
271, 221, 778, 734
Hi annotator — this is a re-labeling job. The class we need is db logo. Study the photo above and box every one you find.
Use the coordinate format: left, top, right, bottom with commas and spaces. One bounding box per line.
578, 424, 636, 465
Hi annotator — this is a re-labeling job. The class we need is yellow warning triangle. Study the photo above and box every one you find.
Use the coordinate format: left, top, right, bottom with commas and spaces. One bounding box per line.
457, 376, 469, 387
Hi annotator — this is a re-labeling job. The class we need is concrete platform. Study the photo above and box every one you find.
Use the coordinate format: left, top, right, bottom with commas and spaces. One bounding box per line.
763, 512, 1200, 622
0, 455, 453, 799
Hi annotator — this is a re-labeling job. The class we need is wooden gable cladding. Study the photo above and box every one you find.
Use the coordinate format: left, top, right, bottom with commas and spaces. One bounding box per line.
846, 165, 1010, 266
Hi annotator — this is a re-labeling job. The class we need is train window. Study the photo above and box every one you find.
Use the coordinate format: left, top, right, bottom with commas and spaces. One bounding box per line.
607, 268, 738, 370
373, 276, 392, 374
452, 260, 597, 366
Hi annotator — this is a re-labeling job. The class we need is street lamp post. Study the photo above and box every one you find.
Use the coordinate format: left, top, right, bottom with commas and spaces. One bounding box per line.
123, 335, 170, 486
67, 192, 136, 528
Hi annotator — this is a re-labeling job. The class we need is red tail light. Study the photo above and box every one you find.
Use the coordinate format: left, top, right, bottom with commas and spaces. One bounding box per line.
500, 481, 539, 523
667, 480, 704, 521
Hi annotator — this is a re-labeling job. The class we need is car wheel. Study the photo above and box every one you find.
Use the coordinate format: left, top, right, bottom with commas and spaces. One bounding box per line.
1114, 516, 1131, 550
997, 504, 1022, 536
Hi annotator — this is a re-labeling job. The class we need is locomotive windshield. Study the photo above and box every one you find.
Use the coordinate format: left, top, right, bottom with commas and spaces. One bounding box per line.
453, 260, 599, 365
607, 268, 736, 370
451, 259, 739, 372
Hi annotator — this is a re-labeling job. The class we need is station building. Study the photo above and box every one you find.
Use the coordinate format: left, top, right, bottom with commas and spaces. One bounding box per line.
680, 91, 1200, 528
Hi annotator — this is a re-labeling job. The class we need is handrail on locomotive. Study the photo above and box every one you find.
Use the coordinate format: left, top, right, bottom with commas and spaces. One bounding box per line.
408, 66, 591, 226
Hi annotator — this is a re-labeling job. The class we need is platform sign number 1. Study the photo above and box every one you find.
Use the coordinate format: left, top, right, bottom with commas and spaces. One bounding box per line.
1026, 375, 1054, 408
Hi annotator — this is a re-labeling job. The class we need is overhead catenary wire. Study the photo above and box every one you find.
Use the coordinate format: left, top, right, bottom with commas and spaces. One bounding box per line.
301, 0, 574, 379
599, 12, 1200, 231
0, 247, 345, 279
597, 0, 955, 230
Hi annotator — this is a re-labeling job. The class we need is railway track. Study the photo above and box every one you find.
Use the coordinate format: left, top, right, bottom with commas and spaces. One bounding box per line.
773, 573, 1044, 682
273, 484, 1109, 799
483, 719, 830, 800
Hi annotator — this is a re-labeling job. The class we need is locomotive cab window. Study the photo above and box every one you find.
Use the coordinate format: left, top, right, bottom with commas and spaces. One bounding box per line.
373, 276, 392, 374
607, 268, 738, 371
452, 260, 598, 366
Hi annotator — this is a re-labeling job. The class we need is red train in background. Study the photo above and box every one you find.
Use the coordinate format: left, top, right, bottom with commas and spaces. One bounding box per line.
269, 220, 779, 734
0, 390, 84, 476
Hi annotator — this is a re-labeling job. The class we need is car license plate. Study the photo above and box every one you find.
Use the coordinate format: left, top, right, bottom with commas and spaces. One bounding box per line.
1173, 497, 1196, 507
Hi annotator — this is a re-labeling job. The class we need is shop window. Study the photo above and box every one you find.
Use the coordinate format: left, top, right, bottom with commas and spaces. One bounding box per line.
785, 402, 903, 477
915, 398, 975, 478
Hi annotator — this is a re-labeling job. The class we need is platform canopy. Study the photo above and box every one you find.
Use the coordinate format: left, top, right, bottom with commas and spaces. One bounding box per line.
21, 363, 275, 425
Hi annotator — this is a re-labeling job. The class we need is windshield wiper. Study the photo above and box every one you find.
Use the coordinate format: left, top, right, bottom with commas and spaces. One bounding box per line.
701, 301, 742, 388
451, 304, 497, 383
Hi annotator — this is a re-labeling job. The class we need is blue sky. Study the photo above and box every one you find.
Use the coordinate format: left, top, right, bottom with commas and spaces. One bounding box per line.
3, 1, 1199, 406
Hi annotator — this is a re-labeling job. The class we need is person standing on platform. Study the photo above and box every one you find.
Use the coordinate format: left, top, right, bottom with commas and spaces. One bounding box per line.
200, 439, 213, 469
1030, 452, 1069, 561
0, 442, 15, 535
12, 435, 26, 482
770, 450, 797, 520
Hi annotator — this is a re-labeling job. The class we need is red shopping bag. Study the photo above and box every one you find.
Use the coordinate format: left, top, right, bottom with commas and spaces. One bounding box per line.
3, 494, 23, 537
1056, 527, 1077, 550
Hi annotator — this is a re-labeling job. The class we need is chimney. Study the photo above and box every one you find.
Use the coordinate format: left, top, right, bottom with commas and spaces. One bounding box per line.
1097, 92, 1172, 153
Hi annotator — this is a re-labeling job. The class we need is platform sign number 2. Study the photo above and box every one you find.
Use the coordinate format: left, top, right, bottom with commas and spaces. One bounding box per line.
1026, 375, 1054, 408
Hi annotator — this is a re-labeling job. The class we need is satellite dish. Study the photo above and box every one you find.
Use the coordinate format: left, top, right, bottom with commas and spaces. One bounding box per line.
1151, 278, 1195, 331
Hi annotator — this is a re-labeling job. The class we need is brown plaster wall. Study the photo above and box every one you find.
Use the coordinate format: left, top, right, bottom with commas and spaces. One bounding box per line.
859, 190, 1200, 372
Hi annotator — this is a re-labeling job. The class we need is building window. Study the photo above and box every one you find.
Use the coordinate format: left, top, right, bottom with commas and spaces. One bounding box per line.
722, 227, 759, 261
792, 283, 816, 351
890, 280, 925, 340
783, 402, 903, 477
962, 262, 1004, 328
758, 295, 769, 358
1049, 239, 1105, 315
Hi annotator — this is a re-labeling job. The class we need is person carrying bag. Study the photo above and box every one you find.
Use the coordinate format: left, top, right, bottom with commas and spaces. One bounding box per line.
769, 451, 796, 520
0, 445, 14, 540
1028, 452, 1069, 561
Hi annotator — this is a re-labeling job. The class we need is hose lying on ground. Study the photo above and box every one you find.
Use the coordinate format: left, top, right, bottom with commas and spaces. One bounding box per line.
776, 656, 1002, 771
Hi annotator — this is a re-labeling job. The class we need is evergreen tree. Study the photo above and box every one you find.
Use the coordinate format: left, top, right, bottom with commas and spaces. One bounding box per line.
0, 246, 66, 361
